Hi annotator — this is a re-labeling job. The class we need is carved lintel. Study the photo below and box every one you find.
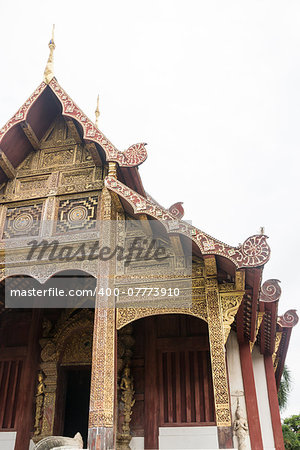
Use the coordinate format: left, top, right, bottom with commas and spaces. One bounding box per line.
116, 304, 208, 331
20, 121, 40, 151
0, 149, 15, 179
250, 312, 265, 352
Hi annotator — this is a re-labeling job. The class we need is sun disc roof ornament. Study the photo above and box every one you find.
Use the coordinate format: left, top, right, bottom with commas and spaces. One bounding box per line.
43, 25, 56, 84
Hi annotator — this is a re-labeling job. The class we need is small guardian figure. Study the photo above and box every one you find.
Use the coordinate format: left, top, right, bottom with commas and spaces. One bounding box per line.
34, 371, 45, 436
233, 399, 249, 450
117, 366, 135, 449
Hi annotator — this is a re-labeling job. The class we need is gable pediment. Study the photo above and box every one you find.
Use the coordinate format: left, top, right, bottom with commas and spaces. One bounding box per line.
0, 115, 103, 203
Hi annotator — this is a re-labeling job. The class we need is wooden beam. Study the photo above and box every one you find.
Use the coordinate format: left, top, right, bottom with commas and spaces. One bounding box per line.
139, 214, 152, 235
264, 355, 285, 450
20, 121, 40, 151
250, 268, 263, 342
169, 234, 184, 256
65, 117, 82, 143
86, 141, 102, 166
0, 149, 16, 179
0, 346, 27, 360
239, 342, 264, 450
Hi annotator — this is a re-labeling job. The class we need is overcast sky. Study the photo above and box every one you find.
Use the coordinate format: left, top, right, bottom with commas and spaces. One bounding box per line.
0, 0, 299, 417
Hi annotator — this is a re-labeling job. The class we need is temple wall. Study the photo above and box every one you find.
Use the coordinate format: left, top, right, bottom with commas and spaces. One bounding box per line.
0, 431, 16, 450
226, 331, 251, 449
130, 437, 144, 449
0, 432, 35, 450
158, 426, 219, 449
252, 346, 275, 450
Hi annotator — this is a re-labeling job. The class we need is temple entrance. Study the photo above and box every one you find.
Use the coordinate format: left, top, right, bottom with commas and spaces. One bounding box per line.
119, 314, 215, 449
62, 367, 91, 447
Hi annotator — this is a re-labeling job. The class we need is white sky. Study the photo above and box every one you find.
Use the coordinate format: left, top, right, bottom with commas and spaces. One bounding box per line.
0, 0, 299, 418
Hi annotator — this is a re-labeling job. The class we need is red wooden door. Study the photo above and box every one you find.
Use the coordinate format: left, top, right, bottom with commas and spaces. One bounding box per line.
144, 315, 215, 449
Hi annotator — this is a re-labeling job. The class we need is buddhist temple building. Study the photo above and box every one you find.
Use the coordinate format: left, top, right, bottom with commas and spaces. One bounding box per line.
0, 30, 298, 450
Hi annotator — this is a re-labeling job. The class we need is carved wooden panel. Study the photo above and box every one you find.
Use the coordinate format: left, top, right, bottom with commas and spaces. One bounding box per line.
3, 202, 43, 239
55, 196, 98, 234
0, 115, 103, 204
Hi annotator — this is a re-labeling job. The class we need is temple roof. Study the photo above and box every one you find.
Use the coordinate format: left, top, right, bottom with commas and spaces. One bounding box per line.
0, 78, 147, 192
0, 35, 297, 383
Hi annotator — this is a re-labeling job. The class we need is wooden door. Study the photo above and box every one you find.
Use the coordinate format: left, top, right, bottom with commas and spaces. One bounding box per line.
144, 315, 215, 449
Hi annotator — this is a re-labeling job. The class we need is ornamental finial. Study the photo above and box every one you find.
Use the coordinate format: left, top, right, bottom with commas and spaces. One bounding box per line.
95, 94, 100, 127
43, 25, 56, 84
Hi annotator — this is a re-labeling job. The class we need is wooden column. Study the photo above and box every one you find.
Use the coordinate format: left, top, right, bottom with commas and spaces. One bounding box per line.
239, 342, 263, 450
144, 317, 159, 449
264, 354, 285, 450
15, 309, 42, 450
88, 187, 117, 450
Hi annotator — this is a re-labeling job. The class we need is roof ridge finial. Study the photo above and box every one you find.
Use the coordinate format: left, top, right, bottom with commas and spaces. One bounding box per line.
95, 94, 100, 127
43, 24, 56, 84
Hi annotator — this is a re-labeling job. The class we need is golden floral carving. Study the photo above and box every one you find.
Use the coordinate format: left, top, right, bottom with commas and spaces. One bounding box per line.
89, 187, 116, 430
220, 293, 244, 343
250, 312, 265, 352
116, 303, 208, 330
272, 331, 282, 368
204, 256, 231, 427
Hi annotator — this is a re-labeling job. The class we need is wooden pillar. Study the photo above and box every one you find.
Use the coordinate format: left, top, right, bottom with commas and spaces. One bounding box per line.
239, 342, 263, 450
203, 256, 232, 431
144, 317, 159, 449
15, 309, 42, 450
264, 354, 285, 450
88, 187, 117, 450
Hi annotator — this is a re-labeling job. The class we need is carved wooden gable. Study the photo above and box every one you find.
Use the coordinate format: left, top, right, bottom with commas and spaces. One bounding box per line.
0, 115, 105, 246
0, 116, 103, 204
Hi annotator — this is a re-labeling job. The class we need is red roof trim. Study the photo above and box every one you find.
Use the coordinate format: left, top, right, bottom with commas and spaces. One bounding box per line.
0, 79, 148, 169
105, 176, 271, 269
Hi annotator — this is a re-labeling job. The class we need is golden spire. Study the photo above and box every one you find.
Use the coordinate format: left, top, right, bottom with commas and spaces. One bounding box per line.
43, 25, 56, 84
95, 94, 100, 127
